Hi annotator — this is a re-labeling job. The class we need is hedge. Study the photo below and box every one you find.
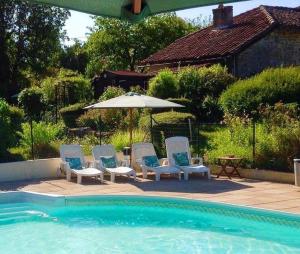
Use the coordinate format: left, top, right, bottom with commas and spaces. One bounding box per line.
220, 66, 300, 116
147, 69, 178, 99
139, 111, 196, 156
59, 103, 86, 128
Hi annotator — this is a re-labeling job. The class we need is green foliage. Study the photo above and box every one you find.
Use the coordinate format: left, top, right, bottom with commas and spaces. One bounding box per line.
41, 69, 92, 107
110, 129, 148, 151
0, 99, 24, 159
204, 116, 253, 167
77, 110, 102, 130
255, 103, 300, 171
60, 134, 100, 156
18, 87, 46, 120
85, 13, 195, 76
139, 111, 195, 130
129, 85, 146, 95
167, 98, 192, 113
16, 121, 64, 159
220, 66, 300, 116
204, 104, 300, 171
60, 40, 88, 74
59, 103, 86, 128
99, 86, 125, 101
147, 69, 178, 99
0, 1, 69, 98
177, 64, 235, 121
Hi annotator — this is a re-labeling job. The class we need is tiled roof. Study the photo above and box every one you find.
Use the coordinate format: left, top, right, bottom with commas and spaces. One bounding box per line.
107, 70, 151, 77
141, 5, 300, 65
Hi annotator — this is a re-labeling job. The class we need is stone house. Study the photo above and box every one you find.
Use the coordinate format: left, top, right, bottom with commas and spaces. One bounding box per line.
139, 5, 300, 77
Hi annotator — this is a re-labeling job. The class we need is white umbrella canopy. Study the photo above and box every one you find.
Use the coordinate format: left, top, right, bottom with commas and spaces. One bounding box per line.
85, 92, 184, 154
85, 92, 184, 109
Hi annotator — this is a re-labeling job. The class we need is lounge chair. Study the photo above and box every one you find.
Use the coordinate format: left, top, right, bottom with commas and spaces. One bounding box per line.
165, 136, 211, 180
60, 144, 104, 184
132, 142, 181, 181
92, 144, 136, 182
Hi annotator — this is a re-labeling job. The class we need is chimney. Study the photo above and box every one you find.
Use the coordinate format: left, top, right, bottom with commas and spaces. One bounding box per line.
213, 4, 233, 29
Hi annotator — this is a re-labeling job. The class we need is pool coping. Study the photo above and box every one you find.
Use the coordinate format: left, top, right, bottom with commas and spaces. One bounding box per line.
2, 190, 299, 219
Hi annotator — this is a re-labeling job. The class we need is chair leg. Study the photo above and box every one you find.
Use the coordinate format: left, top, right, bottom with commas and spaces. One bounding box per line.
143, 170, 147, 179
111, 173, 115, 182
207, 170, 211, 180
184, 172, 189, 180
99, 174, 104, 183
132, 172, 136, 181
77, 175, 82, 184
66, 171, 71, 182
155, 173, 160, 181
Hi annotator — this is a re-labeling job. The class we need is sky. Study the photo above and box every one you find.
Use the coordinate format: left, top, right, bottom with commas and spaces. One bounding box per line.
64, 0, 299, 45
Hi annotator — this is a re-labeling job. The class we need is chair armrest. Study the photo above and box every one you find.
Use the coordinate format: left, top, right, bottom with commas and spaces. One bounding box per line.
60, 161, 70, 171
159, 158, 169, 166
119, 159, 130, 167
191, 157, 203, 165
93, 160, 103, 169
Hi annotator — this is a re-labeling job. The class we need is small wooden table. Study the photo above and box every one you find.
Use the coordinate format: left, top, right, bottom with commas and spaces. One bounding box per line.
217, 157, 242, 179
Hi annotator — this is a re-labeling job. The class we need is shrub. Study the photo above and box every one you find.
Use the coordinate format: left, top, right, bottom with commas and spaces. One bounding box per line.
254, 103, 300, 171
204, 104, 300, 171
76, 108, 137, 132
17, 121, 65, 159
220, 66, 300, 116
0, 99, 24, 160
139, 111, 196, 156
147, 69, 178, 99
99, 86, 125, 101
177, 64, 235, 121
110, 129, 148, 151
41, 69, 92, 106
151, 98, 193, 114
18, 87, 46, 121
77, 110, 102, 130
59, 103, 86, 128
139, 111, 195, 130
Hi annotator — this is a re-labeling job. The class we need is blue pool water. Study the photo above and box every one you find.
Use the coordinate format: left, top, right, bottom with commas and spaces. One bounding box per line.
0, 195, 299, 254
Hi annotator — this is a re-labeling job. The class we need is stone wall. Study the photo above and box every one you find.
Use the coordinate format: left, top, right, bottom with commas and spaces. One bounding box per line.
236, 28, 300, 77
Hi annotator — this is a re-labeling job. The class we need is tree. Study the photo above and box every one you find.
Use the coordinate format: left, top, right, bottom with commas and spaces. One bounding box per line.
18, 87, 46, 121
0, 0, 69, 99
60, 40, 88, 74
85, 13, 196, 77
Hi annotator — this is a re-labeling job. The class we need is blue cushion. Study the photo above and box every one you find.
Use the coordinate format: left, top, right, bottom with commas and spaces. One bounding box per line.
100, 156, 117, 168
65, 157, 82, 170
173, 152, 189, 166
142, 155, 160, 167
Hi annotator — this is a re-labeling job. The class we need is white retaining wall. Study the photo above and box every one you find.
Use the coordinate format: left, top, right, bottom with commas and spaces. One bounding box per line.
0, 158, 61, 183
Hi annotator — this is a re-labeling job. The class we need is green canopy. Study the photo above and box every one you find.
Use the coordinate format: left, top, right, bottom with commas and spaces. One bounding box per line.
28, 0, 246, 21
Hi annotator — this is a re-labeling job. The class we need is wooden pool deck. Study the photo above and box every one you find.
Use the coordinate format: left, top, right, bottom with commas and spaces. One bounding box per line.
1, 174, 300, 215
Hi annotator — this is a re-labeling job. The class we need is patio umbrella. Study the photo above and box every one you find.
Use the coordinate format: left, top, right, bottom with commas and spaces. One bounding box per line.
85, 92, 184, 146
27, 0, 246, 21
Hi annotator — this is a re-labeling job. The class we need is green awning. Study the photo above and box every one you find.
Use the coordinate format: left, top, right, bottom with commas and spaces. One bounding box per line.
27, 0, 247, 21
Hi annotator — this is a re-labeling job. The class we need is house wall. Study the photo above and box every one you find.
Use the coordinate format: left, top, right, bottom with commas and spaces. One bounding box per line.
236, 28, 300, 77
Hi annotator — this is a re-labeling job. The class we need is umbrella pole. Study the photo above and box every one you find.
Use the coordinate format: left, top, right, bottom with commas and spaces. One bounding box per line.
129, 108, 133, 166
129, 108, 133, 146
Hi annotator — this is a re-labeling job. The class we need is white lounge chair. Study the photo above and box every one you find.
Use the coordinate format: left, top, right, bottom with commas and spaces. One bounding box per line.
165, 136, 211, 180
132, 142, 181, 181
92, 144, 136, 182
60, 144, 104, 184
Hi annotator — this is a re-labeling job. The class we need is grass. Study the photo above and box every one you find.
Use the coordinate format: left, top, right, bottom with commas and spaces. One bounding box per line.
110, 129, 149, 151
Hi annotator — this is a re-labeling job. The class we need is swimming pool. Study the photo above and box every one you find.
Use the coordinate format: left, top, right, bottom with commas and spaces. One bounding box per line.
0, 192, 299, 254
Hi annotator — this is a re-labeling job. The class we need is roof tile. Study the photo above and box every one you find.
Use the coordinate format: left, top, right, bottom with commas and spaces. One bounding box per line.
141, 6, 300, 65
